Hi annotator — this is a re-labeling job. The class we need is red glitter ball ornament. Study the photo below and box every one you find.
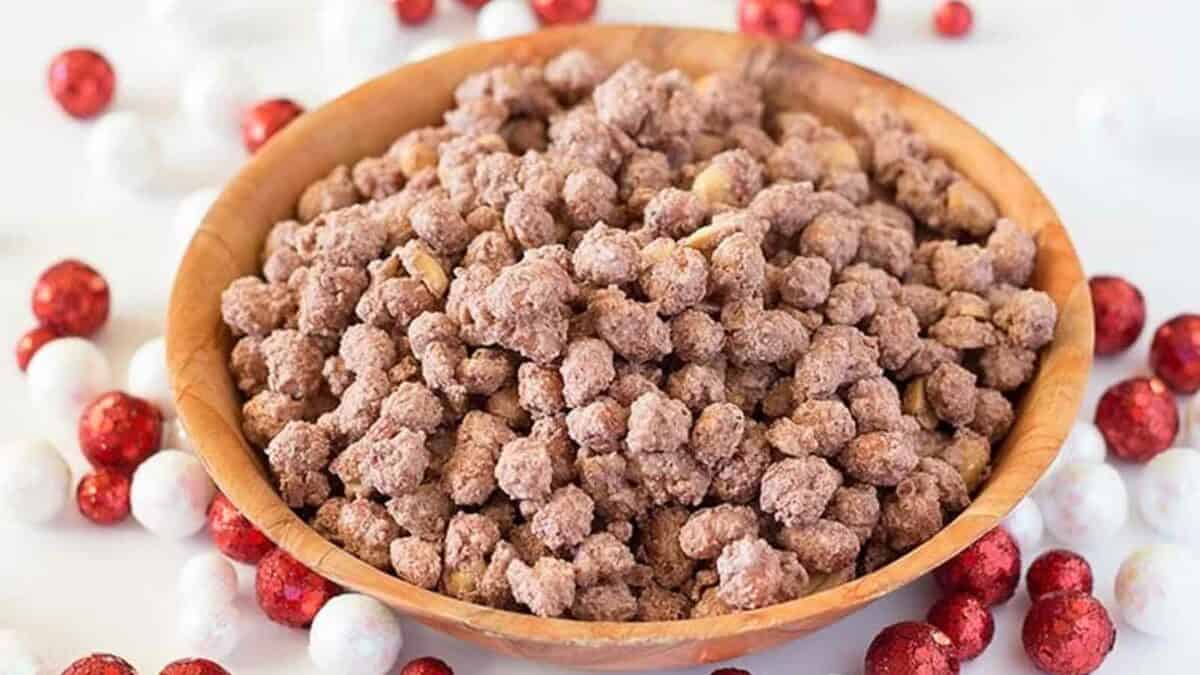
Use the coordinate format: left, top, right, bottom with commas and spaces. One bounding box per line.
934, 1, 973, 38
394, 0, 435, 25
208, 492, 275, 564
926, 592, 994, 661
1027, 550, 1094, 602
255, 548, 340, 627
865, 621, 960, 675
79, 391, 163, 473
399, 656, 454, 675
812, 0, 877, 34
76, 468, 132, 525
31, 259, 110, 337
711, 669, 750, 675
62, 654, 137, 675
1089, 276, 1146, 356
456, 0, 491, 8
241, 98, 304, 153
48, 48, 116, 119
1022, 591, 1116, 675
1150, 314, 1200, 394
934, 527, 1021, 606
159, 659, 231, 675
1094, 376, 1178, 462
738, 0, 807, 41
532, 0, 597, 25
15, 324, 61, 371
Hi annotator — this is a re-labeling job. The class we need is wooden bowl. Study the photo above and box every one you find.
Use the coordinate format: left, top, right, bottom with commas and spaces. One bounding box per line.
167, 25, 1093, 671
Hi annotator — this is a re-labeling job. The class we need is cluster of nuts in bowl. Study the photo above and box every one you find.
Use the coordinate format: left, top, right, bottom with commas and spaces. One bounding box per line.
219, 49, 1057, 621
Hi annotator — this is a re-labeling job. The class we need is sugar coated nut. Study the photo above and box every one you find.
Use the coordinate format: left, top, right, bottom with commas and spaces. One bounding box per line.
1038, 460, 1128, 548
1001, 496, 1044, 551
309, 594, 404, 675
1115, 543, 1200, 636
0, 629, 45, 675
1137, 446, 1200, 542
0, 439, 70, 525
87, 111, 163, 190
26, 337, 113, 438
127, 337, 175, 418
179, 552, 239, 607
177, 597, 243, 659
130, 449, 216, 538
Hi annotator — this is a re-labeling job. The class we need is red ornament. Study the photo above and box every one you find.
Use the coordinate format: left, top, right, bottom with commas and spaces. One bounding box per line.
76, 468, 132, 525
241, 99, 304, 154
15, 324, 61, 371
209, 492, 275, 564
1149, 314, 1200, 394
255, 548, 340, 627
926, 592, 994, 661
394, 0, 436, 25
812, 0, 877, 34
934, 527, 1021, 606
399, 656, 454, 675
455, 0, 491, 8
1089, 276, 1146, 356
865, 622, 960, 675
1022, 591, 1116, 675
48, 48, 116, 119
933, 1, 973, 38
62, 654, 137, 675
159, 659, 231, 675
532, 0, 598, 25
1094, 376, 1178, 462
31, 259, 111, 337
79, 391, 163, 473
737, 0, 807, 41
1027, 550, 1094, 602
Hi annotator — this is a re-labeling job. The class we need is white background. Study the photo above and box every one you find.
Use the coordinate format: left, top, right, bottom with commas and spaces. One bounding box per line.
1, 1, 1199, 673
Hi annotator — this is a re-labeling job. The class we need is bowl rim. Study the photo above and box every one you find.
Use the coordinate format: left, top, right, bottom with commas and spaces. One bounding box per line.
168, 24, 1093, 655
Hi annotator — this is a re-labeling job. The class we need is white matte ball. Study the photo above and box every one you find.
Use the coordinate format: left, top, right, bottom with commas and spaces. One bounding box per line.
320, 0, 411, 94
406, 37, 457, 63
1137, 447, 1200, 542
0, 630, 46, 675
1188, 395, 1200, 448
1001, 496, 1044, 552
86, 111, 162, 191
1115, 543, 1200, 636
177, 597, 242, 659
477, 0, 540, 41
128, 337, 174, 419
182, 56, 258, 137
179, 552, 238, 607
309, 594, 404, 675
170, 186, 220, 265
0, 439, 70, 526
26, 337, 113, 438
1036, 420, 1107, 494
131, 449, 216, 539
1039, 460, 1128, 548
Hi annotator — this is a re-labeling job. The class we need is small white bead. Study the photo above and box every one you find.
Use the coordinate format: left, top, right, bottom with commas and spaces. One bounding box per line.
1137, 447, 1200, 542
179, 552, 238, 607
0, 440, 70, 526
127, 337, 174, 419
26, 338, 113, 440
477, 0, 540, 41
1036, 420, 1107, 494
86, 111, 162, 191
177, 597, 242, 659
1038, 460, 1128, 548
170, 186, 220, 265
406, 37, 457, 63
1001, 496, 1044, 552
181, 56, 258, 137
1187, 395, 1200, 448
0, 630, 46, 675
1114, 543, 1200, 636
163, 418, 196, 453
131, 450, 215, 539
309, 594, 404, 675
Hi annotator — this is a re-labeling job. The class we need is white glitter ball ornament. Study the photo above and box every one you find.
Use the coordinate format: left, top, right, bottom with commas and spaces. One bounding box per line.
1039, 460, 1128, 548
406, 37, 457, 63
131, 449, 216, 538
1001, 496, 1044, 551
1188, 395, 1200, 447
1115, 543, 1200, 636
1137, 447, 1200, 542
1036, 420, 1107, 494
179, 552, 239, 607
182, 56, 258, 137
0, 439, 70, 526
86, 111, 162, 191
309, 594, 404, 675
477, 0, 540, 41
0, 629, 46, 675
128, 337, 174, 419
177, 597, 243, 659
26, 338, 112, 440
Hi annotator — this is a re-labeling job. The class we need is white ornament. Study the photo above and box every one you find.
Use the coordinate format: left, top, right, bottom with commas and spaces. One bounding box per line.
1188, 395, 1200, 448
0, 440, 70, 526
26, 338, 113, 438
477, 0, 540, 41
309, 594, 404, 675
813, 31, 884, 73
179, 552, 238, 607
1001, 496, 1044, 551
320, 0, 411, 95
1137, 447, 1200, 542
86, 112, 162, 191
1114, 543, 1200, 636
406, 37, 457, 64
1038, 461, 1128, 548
170, 186, 220, 265
0, 629, 46, 675
1036, 420, 1107, 494
127, 337, 174, 419
182, 56, 258, 137
131, 449, 216, 539
177, 597, 243, 659
163, 418, 196, 453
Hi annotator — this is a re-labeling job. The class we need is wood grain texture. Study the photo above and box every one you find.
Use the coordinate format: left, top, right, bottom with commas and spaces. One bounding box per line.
166, 25, 1093, 671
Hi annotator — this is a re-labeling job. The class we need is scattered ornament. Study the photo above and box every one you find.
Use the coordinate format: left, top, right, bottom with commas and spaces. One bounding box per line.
1037, 420, 1107, 494
1094, 376, 1179, 462
933, 527, 1020, 606
406, 37, 458, 63
0, 439, 71, 526
394, 0, 436, 26
1137, 446, 1200, 541
811, 0, 877, 35
47, 48, 115, 119
0, 629, 46, 675
86, 111, 163, 190
531, 0, 597, 25
1001, 496, 1044, 551
1026, 550, 1094, 601
15, 325, 61, 372
400, 657, 454, 675
1039, 461, 1128, 548
179, 552, 239, 608
1149, 314, 1200, 394
864, 621, 959, 675
1088, 276, 1146, 356
1114, 543, 1200, 637
163, 418, 196, 454
181, 56, 259, 138
812, 31, 883, 73
128, 337, 175, 419
79, 391, 163, 472
933, 1, 973, 38
26, 337, 113, 435
477, 0, 540, 40
170, 186, 221, 264
241, 99, 304, 154
31, 259, 110, 337
255, 548, 341, 628
76, 468, 132, 525
926, 592, 993, 661
208, 492, 275, 564
159, 659, 232, 675
309, 594, 405, 675
319, 0, 413, 92
130, 449, 216, 539
62, 654, 137, 675
737, 0, 807, 41
1022, 591, 1115, 675
177, 598, 243, 660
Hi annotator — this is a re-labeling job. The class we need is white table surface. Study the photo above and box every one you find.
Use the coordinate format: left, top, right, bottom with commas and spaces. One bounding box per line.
2, 1, 1199, 673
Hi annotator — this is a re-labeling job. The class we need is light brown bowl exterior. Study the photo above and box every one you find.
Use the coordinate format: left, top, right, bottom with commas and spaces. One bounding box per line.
167, 25, 1093, 671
